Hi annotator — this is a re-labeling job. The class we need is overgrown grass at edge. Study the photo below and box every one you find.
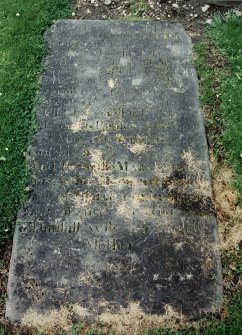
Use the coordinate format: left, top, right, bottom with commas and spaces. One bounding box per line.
0, 0, 72, 245
194, 15, 242, 198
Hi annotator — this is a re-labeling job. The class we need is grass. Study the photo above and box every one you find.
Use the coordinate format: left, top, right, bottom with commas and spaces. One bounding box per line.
128, 0, 150, 18
194, 15, 242, 198
209, 15, 242, 197
0, 4, 242, 335
0, 0, 71, 245
191, 13, 242, 335
0, 0, 71, 327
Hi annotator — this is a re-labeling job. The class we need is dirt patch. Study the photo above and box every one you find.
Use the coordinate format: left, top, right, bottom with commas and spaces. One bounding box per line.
72, 0, 239, 37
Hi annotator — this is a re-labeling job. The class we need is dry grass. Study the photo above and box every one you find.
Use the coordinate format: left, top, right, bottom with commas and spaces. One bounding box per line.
212, 163, 242, 252
14, 159, 241, 335
20, 302, 191, 335
182, 150, 212, 198
21, 307, 72, 334
1, 156, 240, 335
97, 302, 189, 335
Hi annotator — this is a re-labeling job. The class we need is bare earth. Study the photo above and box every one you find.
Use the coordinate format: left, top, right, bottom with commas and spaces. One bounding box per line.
72, 0, 240, 38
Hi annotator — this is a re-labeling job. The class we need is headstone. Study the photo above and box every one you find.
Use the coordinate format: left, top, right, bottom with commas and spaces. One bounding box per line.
6, 21, 222, 323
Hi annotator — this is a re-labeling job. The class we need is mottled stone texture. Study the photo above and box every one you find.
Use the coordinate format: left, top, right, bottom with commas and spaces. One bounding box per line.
6, 20, 222, 322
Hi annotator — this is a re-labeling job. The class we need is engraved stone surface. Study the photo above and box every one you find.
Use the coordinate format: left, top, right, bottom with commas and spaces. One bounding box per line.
6, 20, 222, 322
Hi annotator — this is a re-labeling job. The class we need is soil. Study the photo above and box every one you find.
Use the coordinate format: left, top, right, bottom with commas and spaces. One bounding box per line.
73, 0, 241, 39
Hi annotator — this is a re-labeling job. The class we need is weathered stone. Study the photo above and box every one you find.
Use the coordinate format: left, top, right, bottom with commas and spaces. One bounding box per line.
104, 0, 112, 5
208, 0, 242, 7
6, 20, 222, 324
201, 4, 210, 12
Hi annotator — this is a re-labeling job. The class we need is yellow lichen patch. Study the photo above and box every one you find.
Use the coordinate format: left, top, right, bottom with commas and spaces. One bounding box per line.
79, 272, 96, 285
107, 262, 125, 272
62, 161, 76, 172
69, 119, 84, 133
117, 203, 134, 219
79, 272, 100, 288
140, 206, 154, 217
89, 149, 108, 172
68, 108, 91, 133
154, 164, 171, 179
116, 192, 157, 221
90, 149, 111, 175
112, 176, 142, 188
174, 242, 184, 251
88, 173, 144, 189
70, 192, 93, 208
182, 150, 198, 172
98, 302, 188, 335
108, 78, 116, 90
58, 195, 65, 205
88, 149, 147, 188
115, 134, 126, 143
88, 149, 112, 186
182, 150, 212, 198
62, 177, 76, 187
128, 143, 150, 154
59, 191, 93, 207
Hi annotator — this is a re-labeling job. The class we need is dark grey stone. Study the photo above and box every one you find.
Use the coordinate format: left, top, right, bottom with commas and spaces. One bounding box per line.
6, 20, 222, 322
208, 1, 242, 7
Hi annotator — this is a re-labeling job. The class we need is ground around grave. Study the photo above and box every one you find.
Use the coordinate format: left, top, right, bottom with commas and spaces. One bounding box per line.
0, 0, 241, 334
73, 0, 237, 36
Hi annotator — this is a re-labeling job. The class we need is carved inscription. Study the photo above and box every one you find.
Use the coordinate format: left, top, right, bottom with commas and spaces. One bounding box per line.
6, 21, 222, 322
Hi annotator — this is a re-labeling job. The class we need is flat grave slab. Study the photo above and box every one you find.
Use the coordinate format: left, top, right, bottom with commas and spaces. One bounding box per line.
6, 20, 222, 324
